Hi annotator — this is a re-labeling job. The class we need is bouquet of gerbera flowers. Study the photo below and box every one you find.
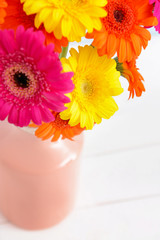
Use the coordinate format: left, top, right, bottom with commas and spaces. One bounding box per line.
0, 0, 159, 142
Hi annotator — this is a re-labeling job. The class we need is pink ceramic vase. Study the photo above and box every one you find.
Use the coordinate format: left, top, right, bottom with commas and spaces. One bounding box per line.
0, 121, 83, 230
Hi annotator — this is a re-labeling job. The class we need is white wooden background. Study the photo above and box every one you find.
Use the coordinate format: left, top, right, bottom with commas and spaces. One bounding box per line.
0, 33, 160, 240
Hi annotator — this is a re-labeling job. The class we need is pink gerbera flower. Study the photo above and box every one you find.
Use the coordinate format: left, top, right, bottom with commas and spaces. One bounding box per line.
0, 26, 74, 127
150, 0, 160, 33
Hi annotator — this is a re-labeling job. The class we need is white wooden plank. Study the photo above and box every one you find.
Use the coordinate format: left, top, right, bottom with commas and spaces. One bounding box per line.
0, 197, 160, 240
77, 145, 160, 207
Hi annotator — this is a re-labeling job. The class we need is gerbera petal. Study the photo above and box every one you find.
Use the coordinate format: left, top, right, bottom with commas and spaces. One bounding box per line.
38, 124, 54, 140
97, 43, 107, 56
43, 98, 67, 112
140, 16, 158, 26
61, 16, 72, 37
85, 112, 95, 130
0, 98, 5, 108
135, 26, 151, 40
107, 33, 117, 57
47, 72, 74, 92
130, 33, 142, 57
39, 105, 55, 123
31, 105, 42, 125
35, 7, 52, 28
0, 102, 12, 120
35, 123, 51, 137
69, 101, 80, 125
22, 0, 51, 14
43, 91, 70, 105
89, 17, 102, 32
0, 29, 16, 54
42, 126, 55, 140
51, 130, 61, 142
18, 108, 31, 127
8, 105, 19, 125
118, 38, 127, 62
125, 41, 134, 62
61, 128, 73, 140
0, 0, 7, 24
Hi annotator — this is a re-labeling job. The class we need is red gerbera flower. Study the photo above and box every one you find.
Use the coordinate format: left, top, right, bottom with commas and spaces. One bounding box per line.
31, 112, 84, 142
86, 0, 158, 62
0, 0, 68, 53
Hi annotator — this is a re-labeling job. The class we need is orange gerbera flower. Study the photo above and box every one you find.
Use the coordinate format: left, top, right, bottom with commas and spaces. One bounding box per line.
32, 112, 84, 142
116, 57, 145, 98
0, 0, 68, 53
0, 0, 7, 24
86, 0, 158, 62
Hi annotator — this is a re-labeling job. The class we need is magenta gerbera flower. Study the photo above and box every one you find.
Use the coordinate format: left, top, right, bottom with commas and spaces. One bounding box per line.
150, 0, 160, 33
0, 26, 74, 127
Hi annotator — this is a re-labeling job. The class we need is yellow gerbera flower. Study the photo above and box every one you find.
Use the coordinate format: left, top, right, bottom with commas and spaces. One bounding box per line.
21, 0, 107, 42
60, 45, 123, 130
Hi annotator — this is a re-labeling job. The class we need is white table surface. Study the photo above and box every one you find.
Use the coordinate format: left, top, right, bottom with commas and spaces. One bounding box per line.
0, 33, 160, 240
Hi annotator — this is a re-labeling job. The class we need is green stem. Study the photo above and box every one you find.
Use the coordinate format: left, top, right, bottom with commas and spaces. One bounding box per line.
114, 56, 123, 75
59, 44, 69, 59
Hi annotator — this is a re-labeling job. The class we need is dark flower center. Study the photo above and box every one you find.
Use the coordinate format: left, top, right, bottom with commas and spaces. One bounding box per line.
54, 112, 68, 128
114, 10, 124, 22
14, 71, 29, 88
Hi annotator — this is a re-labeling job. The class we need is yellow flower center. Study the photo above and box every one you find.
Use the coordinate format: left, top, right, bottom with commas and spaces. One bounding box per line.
72, 74, 95, 108
81, 80, 93, 97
